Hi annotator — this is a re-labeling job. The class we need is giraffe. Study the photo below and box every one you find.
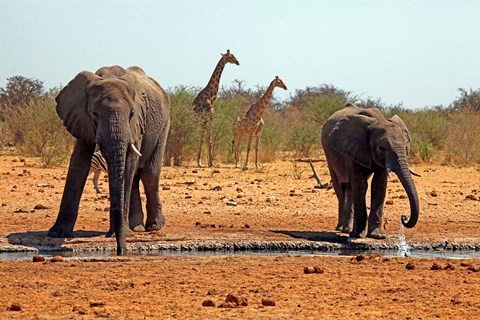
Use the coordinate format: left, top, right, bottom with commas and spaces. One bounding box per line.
233, 76, 287, 170
192, 49, 240, 167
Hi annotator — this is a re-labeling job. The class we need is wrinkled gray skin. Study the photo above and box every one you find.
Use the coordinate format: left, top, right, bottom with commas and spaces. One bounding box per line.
48, 66, 170, 255
321, 103, 419, 239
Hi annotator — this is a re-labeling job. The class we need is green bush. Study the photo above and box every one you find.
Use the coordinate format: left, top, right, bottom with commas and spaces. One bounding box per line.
163, 86, 199, 166
410, 135, 436, 162
3, 95, 73, 166
287, 122, 320, 158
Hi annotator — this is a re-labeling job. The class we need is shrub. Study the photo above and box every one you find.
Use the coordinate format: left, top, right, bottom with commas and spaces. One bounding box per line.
287, 122, 320, 158
3, 95, 73, 166
163, 86, 199, 166
444, 112, 480, 164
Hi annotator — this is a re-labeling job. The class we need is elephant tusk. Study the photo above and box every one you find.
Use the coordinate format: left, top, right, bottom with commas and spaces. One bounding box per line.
409, 167, 421, 177
130, 144, 142, 157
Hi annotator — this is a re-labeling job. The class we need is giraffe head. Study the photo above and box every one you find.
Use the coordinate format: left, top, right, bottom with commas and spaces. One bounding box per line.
222, 49, 240, 65
273, 76, 288, 90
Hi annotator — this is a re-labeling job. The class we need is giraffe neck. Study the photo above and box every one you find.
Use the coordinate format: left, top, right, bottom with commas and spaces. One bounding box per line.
204, 56, 228, 99
257, 81, 277, 115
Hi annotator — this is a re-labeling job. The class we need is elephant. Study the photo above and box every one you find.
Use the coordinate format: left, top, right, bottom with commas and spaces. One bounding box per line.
47, 65, 170, 255
321, 103, 419, 239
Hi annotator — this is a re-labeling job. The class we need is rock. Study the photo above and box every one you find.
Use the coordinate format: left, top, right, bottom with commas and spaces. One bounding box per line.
8, 303, 22, 311
262, 298, 276, 306
304, 266, 324, 274
226, 200, 237, 206
466, 194, 479, 201
202, 299, 216, 307
212, 186, 222, 191
32, 254, 46, 262
224, 293, 248, 307
218, 302, 237, 308
73, 306, 87, 314
89, 301, 106, 307
207, 289, 217, 295
355, 254, 367, 262
431, 262, 442, 270
212, 169, 220, 174
467, 266, 480, 272
460, 262, 473, 268
429, 190, 438, 197
50, 256, 64, 263
162, 186, 170, 190
405, 262, 416, 270
266, 195, 276, 202
443, 263, 455, 271
385, 200, 394, 205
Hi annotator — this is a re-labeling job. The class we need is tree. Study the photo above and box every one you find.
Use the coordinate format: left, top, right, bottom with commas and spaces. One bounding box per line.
0, 75, 44, 107
450, 88, 480, 112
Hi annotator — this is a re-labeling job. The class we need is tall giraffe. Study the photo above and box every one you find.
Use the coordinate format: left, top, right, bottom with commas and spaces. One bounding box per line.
193, 49, 240, 167
233, 76, 287, 170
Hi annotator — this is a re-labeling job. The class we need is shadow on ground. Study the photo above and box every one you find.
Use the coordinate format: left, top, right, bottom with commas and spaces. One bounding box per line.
6, 230, 106, 251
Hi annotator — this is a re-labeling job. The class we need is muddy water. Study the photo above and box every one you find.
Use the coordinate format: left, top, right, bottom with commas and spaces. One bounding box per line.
1, 248, 480, 260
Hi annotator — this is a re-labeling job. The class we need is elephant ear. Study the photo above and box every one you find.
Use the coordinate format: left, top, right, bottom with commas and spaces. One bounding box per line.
56, 71, 100, 144
330, 114, 377, 168
122, 69, 147, 140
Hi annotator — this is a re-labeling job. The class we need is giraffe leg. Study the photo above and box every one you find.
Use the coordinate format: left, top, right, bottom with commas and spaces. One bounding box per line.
197, 127, 205, 167
233, 130, 245, 168
254, 125, 264, 170
207, 126, 214, 167
243, 134, 253, 171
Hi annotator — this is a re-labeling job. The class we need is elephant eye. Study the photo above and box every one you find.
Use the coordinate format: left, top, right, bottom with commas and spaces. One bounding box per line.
92, 111, 99, 119
129, 110, 134, 120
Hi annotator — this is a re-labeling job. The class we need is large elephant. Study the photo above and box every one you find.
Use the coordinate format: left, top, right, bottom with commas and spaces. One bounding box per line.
321, 103, 419, 239
47, 66, 170, 255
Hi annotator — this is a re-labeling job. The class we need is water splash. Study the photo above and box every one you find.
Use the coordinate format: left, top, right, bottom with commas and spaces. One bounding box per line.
398, 224, 412, 257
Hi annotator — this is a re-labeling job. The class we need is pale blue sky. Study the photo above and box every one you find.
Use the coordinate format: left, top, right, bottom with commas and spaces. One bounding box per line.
1, 0, 479, 108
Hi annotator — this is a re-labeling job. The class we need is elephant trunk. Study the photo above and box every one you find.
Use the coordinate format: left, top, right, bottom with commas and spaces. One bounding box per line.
105, 144, 127, 255
391, 150, 419, 228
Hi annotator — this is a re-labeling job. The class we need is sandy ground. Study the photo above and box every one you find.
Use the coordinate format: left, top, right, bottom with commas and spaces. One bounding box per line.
0, 154, 480, 319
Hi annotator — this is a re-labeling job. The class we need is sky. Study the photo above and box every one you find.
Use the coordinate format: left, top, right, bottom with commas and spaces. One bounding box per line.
1, 0, 480, 109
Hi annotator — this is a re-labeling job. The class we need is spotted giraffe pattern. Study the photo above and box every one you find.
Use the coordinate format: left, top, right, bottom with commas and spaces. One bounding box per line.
233, 76, 287, 170
193, 49, 240, 167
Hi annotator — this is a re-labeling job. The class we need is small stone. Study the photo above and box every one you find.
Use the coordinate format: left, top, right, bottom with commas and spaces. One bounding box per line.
261, 298, 276, 307
195, 221, 201, 226
466, 194, 479, 201
192, 170, 198, 173
50, 256, 64, 263
202, 299, 216, 307
429, 190, 438, 197
226, 200, 237, 206
212, 186, 222, 191
73, 306, 87, 314
443, 263, 455, 271
266, 195, 276, 202
212, 169, 220, 174
242, 224, 250, 229
304, 266, 316, 274
162, 186, 171, 190
8, 303, 22, 311
218, 302, 237, 308
224, 293, 248, 307
385, 200, 394, 205
32, 254, 46, 262
207, 289, 217, 295
467, 266, 480, 272
89, 301, 106, 307
95, 207, 103, 211
355, 254, 367, 262
431, 262, 442, 270
405, 262, 416, 270
313, 266, 325, 274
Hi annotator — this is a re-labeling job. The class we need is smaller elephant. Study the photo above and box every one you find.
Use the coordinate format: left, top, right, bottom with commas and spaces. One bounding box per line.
321, 103, 420, 239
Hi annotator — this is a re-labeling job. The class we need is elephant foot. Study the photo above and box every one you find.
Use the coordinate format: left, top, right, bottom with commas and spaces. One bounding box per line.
349, 229, 367, 239
367, 227, 387, 239
132, 225, 146, 232
105, 228, 134, 238
145, 215, 166, 232
47, 227, 74, 239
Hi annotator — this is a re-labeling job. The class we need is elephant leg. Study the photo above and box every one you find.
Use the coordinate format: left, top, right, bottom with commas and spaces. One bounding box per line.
243, 134, 253, 171
329, 171, 346, 232
142, 146, 166, 232
367, 170, 388, 239
48, 140, 94, 238
342, 185, 354, 234
350, 175, 368, 238
129, 171, 145, 232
